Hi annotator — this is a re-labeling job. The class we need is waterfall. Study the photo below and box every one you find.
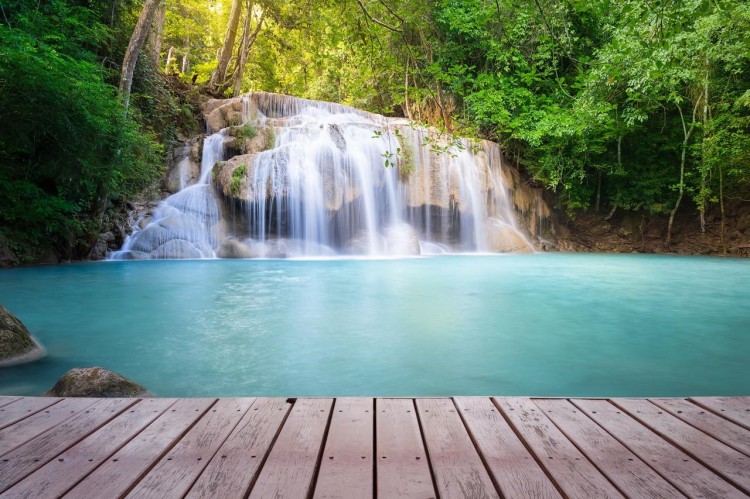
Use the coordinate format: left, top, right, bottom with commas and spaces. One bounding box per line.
112, 93, 534, 260
110, 131, 226, 260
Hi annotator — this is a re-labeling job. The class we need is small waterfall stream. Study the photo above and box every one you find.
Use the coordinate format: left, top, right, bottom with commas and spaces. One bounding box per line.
112, 93, 534, 260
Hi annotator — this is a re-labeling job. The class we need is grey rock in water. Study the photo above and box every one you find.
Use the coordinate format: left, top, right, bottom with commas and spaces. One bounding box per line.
0, 305, 45, 367
45, 367, 149, 398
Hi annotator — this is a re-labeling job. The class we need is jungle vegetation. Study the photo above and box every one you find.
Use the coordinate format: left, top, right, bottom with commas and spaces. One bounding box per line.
0, 0, 748, 260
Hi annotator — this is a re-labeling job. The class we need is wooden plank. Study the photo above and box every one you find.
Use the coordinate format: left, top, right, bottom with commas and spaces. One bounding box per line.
689, 397, 750, 430
0, 398, 135, 493
248, 398, 333, 499
651, 398, 750, 457
612, 398, 750, 494
0, 399, 20, 410
375, 398, 435, 499
572, 398, 746, 498
416, 398, 499, 499
454, 397, 560, 498
0, 397, 62, 430
0, 398, 97, 457
533, 398, 682, 498
126, 397, 254, 499
3, 398, 176, 498
66, 398, 216, 499
495, 397, 622, 498
186, 398, 291, 499
313, 398, 373, 499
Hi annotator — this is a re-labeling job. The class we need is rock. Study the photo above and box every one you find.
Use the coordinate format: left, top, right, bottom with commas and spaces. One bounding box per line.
589, 220, 612, 236
384, 223, 420, 256
45, 367, 148, 398
152, 239, 206, 259
0, 305, 45, 368
0, 241, 18, 268
89, 238, 108, 260
484, 219, 534, 253
216, 238, 259, 258
737, 214, 750, 234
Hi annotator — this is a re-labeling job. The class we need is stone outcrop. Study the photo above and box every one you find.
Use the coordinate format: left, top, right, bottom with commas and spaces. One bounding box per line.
45, 367, 149, 397
0, 305, 45, 367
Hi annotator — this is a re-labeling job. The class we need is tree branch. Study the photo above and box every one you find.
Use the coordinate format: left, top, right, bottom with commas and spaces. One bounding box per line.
355, 0, 401, 33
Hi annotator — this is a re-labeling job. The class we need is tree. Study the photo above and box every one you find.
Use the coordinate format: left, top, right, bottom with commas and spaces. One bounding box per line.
120, 0, 163, 110
210, 0, 243, 92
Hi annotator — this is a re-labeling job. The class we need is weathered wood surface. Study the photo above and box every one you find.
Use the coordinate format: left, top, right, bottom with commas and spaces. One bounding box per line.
454, 397, 560, 498
375, 398, 435, 499
495, 397, 623, 498
247, 397, 333, 499
0, 396, 746, 498
417, 398, 499, 499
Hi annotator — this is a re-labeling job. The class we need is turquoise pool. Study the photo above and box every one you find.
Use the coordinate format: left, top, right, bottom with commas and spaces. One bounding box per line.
0, 254, 748, 397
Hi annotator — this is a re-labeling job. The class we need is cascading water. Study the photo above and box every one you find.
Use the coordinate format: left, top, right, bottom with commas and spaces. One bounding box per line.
110, 131, 226, 260
112, 92, 535, 260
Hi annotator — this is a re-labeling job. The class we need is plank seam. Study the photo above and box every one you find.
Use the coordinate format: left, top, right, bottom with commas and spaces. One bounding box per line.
413, 398, 441, 499
181, 398, 257, 498
0, 398, 140, 495
528, 398, 630, 498
0, 398, 66, 432
52, 398, 180, 498
567, 398, 719, 497
117, 398, 219, 498
306, 398, 336, 499
450, 397, 505, 499
241, 399, 295, 499
688, 398, 750, 431
372, 398, 377, 499
610, 398, 750, 495
490, 397, 568, 499
647, 399, 750, 459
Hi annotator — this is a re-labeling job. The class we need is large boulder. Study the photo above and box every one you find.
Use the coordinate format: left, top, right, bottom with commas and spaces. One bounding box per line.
384, 223, 421, 256
0, 305, 45, 367
484, 219, 534, 253
45, 367, 148, 397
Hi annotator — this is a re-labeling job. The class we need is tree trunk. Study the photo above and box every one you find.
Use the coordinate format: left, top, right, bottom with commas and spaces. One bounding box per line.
181, 37, 190, 74
211, 0, 243, 90
666, 100, 700, 249
146, 0, 166, 64
232, 4, 264, 97
119, 0, 162, 111
165, 46, 175, 71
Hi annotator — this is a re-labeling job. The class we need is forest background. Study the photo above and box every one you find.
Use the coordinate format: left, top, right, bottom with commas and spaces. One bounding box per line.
0, 0, 748, 262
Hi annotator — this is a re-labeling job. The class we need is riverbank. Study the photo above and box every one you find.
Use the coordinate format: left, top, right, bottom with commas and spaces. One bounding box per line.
554, 201, 750, 257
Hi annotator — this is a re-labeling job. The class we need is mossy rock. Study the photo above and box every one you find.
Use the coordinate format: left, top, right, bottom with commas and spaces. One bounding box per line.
0, 305, 45, 367
45, 367, 149, 398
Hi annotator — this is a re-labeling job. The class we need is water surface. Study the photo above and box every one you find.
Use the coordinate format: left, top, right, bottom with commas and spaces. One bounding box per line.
1, 254, 748, 397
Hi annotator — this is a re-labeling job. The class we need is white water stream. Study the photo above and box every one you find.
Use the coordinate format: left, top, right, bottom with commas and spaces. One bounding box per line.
113, 93, 533, 259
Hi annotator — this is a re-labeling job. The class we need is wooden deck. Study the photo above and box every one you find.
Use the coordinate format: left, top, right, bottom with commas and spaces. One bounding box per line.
0, 396, 748, 498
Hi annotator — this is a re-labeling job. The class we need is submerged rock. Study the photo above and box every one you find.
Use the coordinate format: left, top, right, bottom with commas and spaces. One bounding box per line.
0, 305, 45, 367
384, 223, 421, 256
45, 367, 148, 398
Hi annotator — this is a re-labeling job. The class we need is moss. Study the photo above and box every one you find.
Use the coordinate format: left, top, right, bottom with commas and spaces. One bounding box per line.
0, 305, 35, 359
45, 367, 147, 397
230, 164, 248, 196
234, 122, 257, 141
264, 127, 276, 151
398, 141, 415, 180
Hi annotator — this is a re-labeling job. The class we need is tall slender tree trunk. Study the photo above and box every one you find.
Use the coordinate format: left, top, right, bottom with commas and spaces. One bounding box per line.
232, 4, 264, 97
211, 0, 243, 90
119, 0, 162, 111
147, 0, 166, 64
181, 37, 190, 74
666, 100, 700, 249
699, 69, 709, 233
165, 46, 175, 71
